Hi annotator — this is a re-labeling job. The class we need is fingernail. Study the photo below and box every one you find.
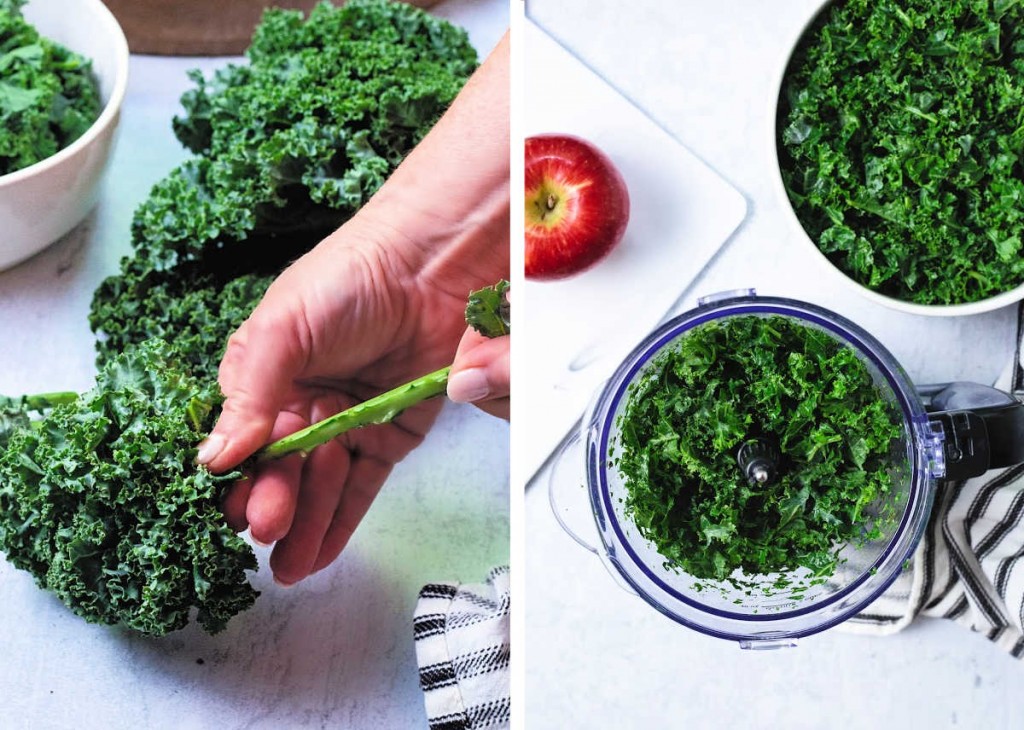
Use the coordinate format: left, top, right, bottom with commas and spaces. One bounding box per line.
196, 434, 226, 465
447, 368, 490, 403
274, 576, 296, 588
251, 535, 270, 548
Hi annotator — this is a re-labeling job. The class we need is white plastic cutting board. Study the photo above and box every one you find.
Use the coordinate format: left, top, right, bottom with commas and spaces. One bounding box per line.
523, 20, 748, 481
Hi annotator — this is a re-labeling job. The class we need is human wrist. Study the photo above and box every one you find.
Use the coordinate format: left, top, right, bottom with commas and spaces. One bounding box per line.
356, 32, 511, 294
360, 172, 508, 290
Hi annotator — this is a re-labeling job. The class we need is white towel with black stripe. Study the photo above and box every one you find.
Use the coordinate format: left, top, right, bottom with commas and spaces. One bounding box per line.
414, 566, 510, 729
844, 303, 1024, 658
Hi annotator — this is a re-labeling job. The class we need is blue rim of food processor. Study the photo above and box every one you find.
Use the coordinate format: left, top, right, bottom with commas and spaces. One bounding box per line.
590, 294, 936, 640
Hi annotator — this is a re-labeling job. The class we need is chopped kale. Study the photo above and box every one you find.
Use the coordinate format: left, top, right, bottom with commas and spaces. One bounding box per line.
779, 0, 1024, 305
0, 0, 101, 175
616, 315, 902, 583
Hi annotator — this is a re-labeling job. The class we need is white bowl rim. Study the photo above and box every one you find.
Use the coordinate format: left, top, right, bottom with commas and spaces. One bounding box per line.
0, 0, 130, 188
768, 0, 1024, 317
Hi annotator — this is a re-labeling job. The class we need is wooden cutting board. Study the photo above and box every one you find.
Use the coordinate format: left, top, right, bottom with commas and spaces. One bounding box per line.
101, 0, 439, 56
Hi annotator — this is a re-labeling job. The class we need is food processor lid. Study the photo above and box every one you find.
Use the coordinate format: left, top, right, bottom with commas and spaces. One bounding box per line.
585, 289, 939, 643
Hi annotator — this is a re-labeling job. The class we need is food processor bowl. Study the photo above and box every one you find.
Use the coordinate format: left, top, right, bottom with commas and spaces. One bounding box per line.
552, 290, 941, 647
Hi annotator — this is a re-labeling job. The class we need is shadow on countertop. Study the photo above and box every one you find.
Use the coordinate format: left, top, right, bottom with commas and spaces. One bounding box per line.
109, 550, 422, 727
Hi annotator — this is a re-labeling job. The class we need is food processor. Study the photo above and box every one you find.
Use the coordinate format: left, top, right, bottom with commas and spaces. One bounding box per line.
549, 290, 1024, 648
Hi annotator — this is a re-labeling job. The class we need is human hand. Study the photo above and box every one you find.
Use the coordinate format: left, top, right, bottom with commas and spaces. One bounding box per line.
197, 217, 476, 585
198, 30, 509, 586
448, 323, 510, 421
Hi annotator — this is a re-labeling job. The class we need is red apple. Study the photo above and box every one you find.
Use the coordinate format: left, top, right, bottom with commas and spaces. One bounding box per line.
525, 134, 630, 280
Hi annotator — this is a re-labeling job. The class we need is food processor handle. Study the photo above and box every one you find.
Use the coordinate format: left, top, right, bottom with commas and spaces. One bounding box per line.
546, 430, 642, 598
924, 383, 1024, 481
547, 431, 600, 555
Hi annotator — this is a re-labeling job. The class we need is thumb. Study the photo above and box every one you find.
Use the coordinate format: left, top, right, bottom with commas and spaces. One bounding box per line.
447, 328, 510, 407
198, 312, 306, 473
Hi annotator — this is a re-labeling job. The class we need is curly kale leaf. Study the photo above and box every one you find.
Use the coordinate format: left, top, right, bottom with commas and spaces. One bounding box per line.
0, 395, 32, 447
92, 0, 477, 381
0, 1, 101, 175
616, 316, 902, 585
90, 257, 271, 378
779, 0, 1024, 305
465, 280, 510, 338
0, 392, 78, 446
0, 340, 258, 635
127, 158, 351, 273
128, 0, 476, 273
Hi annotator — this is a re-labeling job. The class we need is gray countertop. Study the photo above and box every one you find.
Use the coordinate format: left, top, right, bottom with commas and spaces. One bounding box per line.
0, 1, 508, 728
525, 1, 1024, 728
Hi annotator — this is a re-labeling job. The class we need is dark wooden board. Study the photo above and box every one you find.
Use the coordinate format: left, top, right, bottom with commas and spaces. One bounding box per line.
101, 0, 439, 56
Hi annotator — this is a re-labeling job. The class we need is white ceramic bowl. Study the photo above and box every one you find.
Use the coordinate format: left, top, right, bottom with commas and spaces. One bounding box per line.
769, 0, 1024, 317
0, 0, 129, 271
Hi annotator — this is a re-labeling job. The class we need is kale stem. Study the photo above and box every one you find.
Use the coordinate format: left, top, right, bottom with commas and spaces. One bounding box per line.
257, 280, 508, 463
257, 367, 451, 462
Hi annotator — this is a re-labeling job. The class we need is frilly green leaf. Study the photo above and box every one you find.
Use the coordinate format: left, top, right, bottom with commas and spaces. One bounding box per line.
0, 341, 258, 635
465, 280, 511, 339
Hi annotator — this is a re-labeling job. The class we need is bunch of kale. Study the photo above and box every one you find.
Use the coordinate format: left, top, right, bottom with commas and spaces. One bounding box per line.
90, 0, 477, 379
1, 0, 476, 636
0, 341, 256, 635
0, 0, 101, 175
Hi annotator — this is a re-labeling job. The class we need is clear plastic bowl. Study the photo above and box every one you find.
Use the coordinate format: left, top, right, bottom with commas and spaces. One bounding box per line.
572, 292, 937, 646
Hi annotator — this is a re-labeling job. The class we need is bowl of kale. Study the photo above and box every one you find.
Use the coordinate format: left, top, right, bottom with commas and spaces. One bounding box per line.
775, 0, 1024, 315
0, 0, 129, 271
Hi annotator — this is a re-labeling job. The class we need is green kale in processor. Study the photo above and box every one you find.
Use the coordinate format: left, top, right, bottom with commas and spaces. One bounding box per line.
616, 315, 902, 584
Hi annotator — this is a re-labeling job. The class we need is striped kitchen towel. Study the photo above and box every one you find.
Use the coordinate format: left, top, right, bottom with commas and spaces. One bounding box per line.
414, 566, 510, 729
844, 302, 1024, 657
